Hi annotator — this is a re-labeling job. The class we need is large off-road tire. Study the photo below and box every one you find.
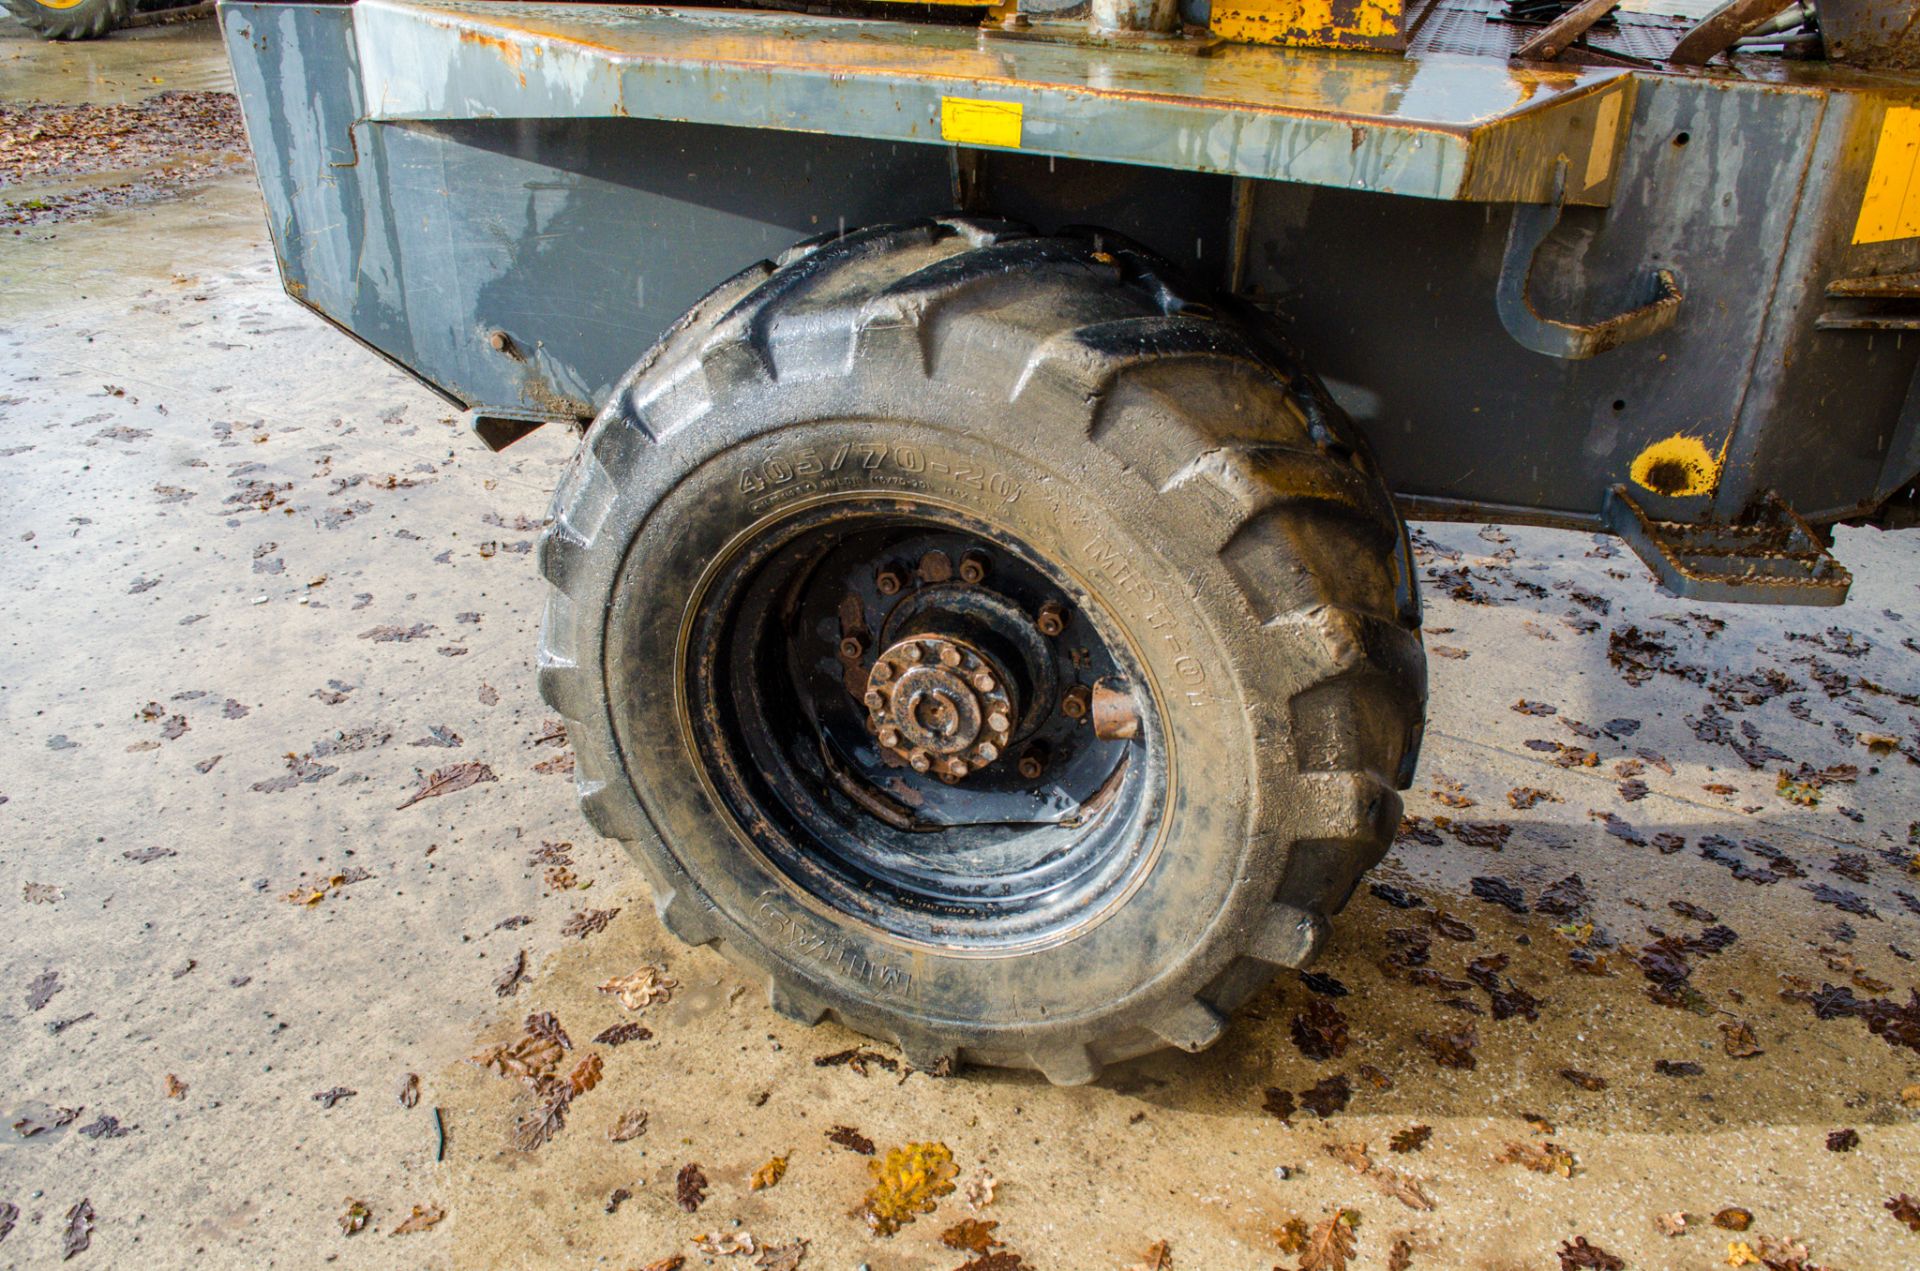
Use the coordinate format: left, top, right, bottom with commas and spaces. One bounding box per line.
538, 218, 1425, 1083
6, 0, 130, 40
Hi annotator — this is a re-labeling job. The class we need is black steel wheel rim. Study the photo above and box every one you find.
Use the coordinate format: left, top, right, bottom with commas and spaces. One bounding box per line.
678, 495, 1168, 952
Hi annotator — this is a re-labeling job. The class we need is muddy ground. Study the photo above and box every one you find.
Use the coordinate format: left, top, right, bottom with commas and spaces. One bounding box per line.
3, 17, 1919, 1271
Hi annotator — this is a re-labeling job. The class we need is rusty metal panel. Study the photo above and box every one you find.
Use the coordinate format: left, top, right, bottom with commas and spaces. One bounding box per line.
346, 0, 1633, 205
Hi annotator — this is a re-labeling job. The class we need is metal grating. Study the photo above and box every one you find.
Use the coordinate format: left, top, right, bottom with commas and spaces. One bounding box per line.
1409, 0, 1694, 61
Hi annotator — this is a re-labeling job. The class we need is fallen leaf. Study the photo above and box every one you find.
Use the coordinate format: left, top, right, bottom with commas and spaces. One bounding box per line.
559, 907, 620, 939
1298, 1209, 1360, 1271
955, 1255, 1031, 1271
1714, 1207, 1754, 1232
609, 1109, 648, 1142
1386, 1237, 1414, 1271
1324, 1141, 1434, 1211
1721, 1020, 1764, 1058
1726, 1242, 1761, 1267
312, 1086, 356, 1109
394, 762, 496, 809
1557, 1236, 1624, 1270
1826, 1128, 1859, 1152
396, 1073, 420, 1108
1559, 1068, 1608, 1091
813, 1047, 899, 1076
1416, 1027, 1478, 1070
1127, 1239, 1173, 1270
755, 1240, 808, 1271
594, 1022, 653, 1046
599, 965, 679, 1010
63, 1199, 94, 1260
25, 969, 62, 1012
23, 882, 61, 904
750, 1155, 788, 1191
638, 1258, 685, 1271
1299, 1073, 1352, 1118
568, 1054, 603, 1097
390, 1204, 444, 1235
1655, 1211, 1690, 1236
1889, 1193, 1920, 1232
339, 1199, 370, 1235
964, 1168, 997, 1211
1388, 1125, 1431, 1154
494, 949, 529, 997
1291, 999, 1351, 1061
694, 1230, 757, 1255
859, 1140, 957, 1235
942, 1218, 1001, 1252
0, 1201, 15, 1246
164, 1073, 187, 1099
1262, 1087, 1297, 1123
677, 1162, 710, 1213
1496, 1140, 1575, 1178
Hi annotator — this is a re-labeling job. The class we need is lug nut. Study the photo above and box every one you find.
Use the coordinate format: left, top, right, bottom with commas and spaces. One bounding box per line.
987, 710, 1011, 732
870, 661, 894, 684
838, 634, 865, 660
971, 671, 996, 693
875, 565, 904, 596
942, 757, 970, 778
903, 643, 923, 663
1061, 685, 1091, 719
863, 689, 886, 711
878, 725, 902, 748
1017, 747, 1047, 779
1036, 602, 1068, 637
909, 750, 933, 773
959, 552, 989, 584
975, 742, 1000, 763
939, 644, 962, 668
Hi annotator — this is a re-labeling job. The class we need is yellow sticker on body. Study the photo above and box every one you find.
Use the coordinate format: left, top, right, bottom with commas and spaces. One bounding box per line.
940, 97, 1023, 150
1854, 105, 1920, 245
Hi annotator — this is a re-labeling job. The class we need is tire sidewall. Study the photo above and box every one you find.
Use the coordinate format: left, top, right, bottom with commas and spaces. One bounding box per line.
592, 391, 1283, 1048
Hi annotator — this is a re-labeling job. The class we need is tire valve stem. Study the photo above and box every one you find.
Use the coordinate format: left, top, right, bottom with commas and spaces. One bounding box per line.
874, 564, 905, 596
1061, 685, 1091, 721
1036, 601, 1068, 637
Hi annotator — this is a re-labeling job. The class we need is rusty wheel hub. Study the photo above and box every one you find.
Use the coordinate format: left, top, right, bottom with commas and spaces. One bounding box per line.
865, 635, 1015, 781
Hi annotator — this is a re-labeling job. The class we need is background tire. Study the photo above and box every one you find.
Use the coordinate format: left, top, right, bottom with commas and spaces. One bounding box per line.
538, 218, 1426, 1083
7, 0, 130, 39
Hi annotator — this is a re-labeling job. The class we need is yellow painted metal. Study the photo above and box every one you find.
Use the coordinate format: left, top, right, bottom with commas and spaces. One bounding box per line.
32, 0, 90, 11
1853, 105, 1920, 245
1210, 0, 1405, 52
1630, 434, 1722, 498
940, 95, 1024, 148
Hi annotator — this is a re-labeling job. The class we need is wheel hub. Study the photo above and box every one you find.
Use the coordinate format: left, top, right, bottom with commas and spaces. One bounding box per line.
866, 634, 1014, 780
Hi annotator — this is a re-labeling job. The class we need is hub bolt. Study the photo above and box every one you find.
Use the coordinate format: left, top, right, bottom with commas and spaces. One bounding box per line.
838, 634, 865, 660
1061, 685, 1091, 720
959, 551, 990, 584
1017, 748, 1047, 780
875, 565, 905, 596
1036, 601, 1068, 637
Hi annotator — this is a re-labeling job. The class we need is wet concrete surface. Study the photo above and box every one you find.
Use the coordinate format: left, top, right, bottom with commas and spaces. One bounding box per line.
3, 18, 1920, 1271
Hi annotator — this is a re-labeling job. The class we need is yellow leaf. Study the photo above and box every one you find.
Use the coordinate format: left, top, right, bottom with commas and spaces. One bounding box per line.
597, 965, 678, 1011
1726, 1241, 1760, 1267
750, 1155, 788, 1191
389, 1204, 444, 1235
859, 1141, 957, 1235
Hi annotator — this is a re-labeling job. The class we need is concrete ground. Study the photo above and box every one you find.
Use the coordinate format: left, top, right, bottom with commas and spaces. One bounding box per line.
4, 17, 1920, 1271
